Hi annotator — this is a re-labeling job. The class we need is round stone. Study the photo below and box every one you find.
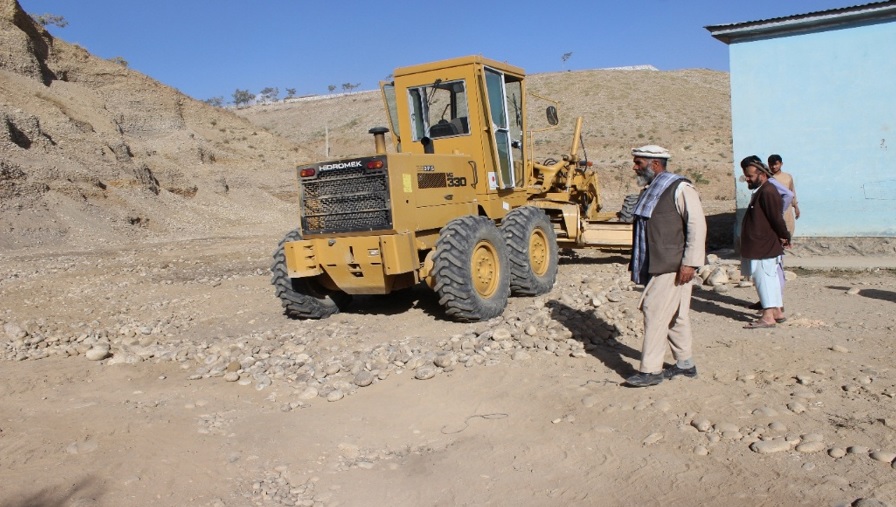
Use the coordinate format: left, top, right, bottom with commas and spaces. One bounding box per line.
353, 371, 374, 387
691, 418, 712, 432
433, 353, 455, 368
415, 366, 436, 380
786, 401, 807, 414
642, 433, 663, 445
869, 451, 896, 463
85, 347, 110, 361
795, 441, 825, 453
750, 439, 792, 454
768, 421, 787, 432
714, 422, 739, 433
491, 328, 512, 341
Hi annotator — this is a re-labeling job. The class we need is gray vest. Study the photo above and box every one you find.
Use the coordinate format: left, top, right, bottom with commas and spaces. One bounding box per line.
646, 180, 687, 275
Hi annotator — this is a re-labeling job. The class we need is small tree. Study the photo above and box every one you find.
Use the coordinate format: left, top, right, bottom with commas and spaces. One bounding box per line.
232, 89, 254, 108
285, 88, 296, 99
341, 83, 352, 92
35, 13, 68, 28
204, 97, 224, 107
108, 56, 128, 67
259, 86, 279, 103
328, 84, 336, 94
561, 52, 573, 70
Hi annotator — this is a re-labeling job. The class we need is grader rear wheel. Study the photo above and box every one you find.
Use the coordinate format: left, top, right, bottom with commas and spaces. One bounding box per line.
432, 216, 510, 322
271, 229, 351, 319
501, 206, 558, 296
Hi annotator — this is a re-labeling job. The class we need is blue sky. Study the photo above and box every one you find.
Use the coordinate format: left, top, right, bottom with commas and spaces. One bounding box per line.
20, 0, 857, 103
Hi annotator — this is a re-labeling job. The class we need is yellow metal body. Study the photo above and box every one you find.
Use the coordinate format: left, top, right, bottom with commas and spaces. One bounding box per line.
284, 55, 631, 296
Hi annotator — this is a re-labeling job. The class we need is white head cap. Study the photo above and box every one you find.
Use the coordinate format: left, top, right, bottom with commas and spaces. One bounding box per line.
631, 144, 671, 159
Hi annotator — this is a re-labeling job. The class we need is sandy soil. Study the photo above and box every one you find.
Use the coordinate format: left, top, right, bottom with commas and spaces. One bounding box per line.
3, 3, 896, 506
2, 233, 896, 507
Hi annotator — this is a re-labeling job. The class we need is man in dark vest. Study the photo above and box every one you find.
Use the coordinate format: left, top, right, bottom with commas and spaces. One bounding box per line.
626, 145, 707, 387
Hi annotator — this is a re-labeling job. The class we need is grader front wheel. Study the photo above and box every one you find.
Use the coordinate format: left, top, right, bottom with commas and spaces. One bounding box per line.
432, 216, 510, 322
502, 206, 558, 296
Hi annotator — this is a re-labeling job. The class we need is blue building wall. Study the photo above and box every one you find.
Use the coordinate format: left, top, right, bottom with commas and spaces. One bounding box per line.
730, 19, 896, 237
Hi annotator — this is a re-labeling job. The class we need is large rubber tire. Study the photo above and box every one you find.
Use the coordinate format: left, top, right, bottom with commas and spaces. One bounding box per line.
618, 193, 640, 223
501, 206, 558, 296
432, 216, 510, 322
271, 229, 351, 319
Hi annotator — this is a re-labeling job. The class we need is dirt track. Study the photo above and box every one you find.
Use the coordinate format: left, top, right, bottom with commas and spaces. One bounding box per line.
3, 233, 896, 507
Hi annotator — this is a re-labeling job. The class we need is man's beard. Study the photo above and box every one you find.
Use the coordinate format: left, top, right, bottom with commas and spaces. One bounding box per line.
747, 179, 760, 190
636, 167, 655, 186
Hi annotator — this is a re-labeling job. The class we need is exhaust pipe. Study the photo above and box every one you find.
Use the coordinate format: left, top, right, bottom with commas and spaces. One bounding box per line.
369, 127, 389, 155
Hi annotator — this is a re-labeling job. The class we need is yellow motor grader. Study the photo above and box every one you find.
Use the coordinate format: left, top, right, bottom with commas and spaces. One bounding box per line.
272, 55, 633, 322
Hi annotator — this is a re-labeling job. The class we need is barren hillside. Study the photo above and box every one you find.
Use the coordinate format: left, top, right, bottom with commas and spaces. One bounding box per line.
0, 0, 309, 251
6, 4, 896, 507
1, 0, 734, 254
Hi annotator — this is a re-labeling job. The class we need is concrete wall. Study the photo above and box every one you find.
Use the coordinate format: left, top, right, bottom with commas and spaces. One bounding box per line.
729, 19, 896, 237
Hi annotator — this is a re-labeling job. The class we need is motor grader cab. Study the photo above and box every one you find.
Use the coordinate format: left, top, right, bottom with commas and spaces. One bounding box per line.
272, 55, 632, 322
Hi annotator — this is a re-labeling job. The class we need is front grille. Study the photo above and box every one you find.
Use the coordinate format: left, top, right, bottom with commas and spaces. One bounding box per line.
301, 167, 392, 234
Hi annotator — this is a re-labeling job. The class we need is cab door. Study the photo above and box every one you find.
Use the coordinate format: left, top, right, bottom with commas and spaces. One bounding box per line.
483, 67, 514, 189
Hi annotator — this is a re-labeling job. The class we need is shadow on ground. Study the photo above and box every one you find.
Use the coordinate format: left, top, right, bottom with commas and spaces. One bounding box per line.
558, 250, 630, 265
824, 286, 896, 304
547, 300, 639, 380
859, 288, 896, 303
350, 284, 446, 319
691, 287, 754, 322
1, 477, 103, 507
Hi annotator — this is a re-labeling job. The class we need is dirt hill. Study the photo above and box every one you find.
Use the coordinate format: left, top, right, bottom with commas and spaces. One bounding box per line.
0, 0, 734, 253
0, 0, 310, 251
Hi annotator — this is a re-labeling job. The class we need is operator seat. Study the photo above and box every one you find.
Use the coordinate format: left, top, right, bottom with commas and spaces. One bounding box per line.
429, 119, 459, 138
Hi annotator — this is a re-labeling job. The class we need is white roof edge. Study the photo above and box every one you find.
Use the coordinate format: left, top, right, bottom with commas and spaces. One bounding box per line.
707, 3, 896, 44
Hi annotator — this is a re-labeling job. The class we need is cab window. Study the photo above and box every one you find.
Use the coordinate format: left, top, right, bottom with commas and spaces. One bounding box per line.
407, 80, 470, 141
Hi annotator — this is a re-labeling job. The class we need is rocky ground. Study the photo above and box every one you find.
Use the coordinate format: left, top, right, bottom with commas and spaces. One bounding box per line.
2, 233, 896, 507
3, 2, 896, 505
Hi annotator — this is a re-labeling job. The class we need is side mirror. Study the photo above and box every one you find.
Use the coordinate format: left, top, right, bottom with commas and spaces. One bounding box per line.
546, 106, 559, 126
